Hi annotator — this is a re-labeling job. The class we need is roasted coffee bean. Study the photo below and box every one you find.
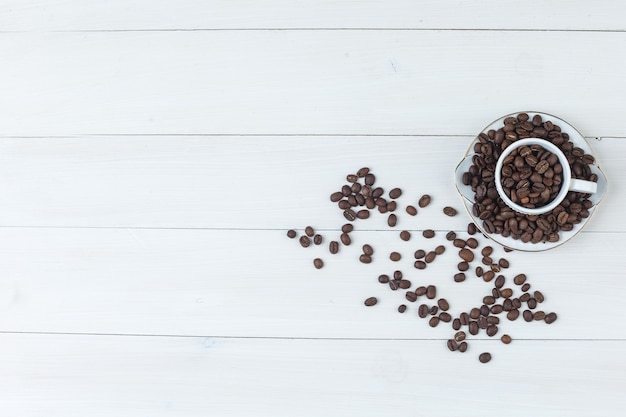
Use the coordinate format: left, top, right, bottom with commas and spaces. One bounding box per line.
481, 246, 493, 257
495, 275, 505, 288
512, 298, 522, 309
482, 256, 493, 266
346, 174, 358, 183
479, 352, 492, 363
483, 296, 496, 305
387, 214, 398, 227
390, 252, 401, 261
426, 285, 437, 299
527, 298, 537, 309
453, 239, 466, 248
534, 311, 546, 321
406, 205, 418, 216
356, 209, 370, 219
469, 308, 480, 319
469, 321, 479, 335
521, 283, 531, 292
447, 339, 458, 352
388, 280, 398, 290
455, 331, 467, 342
544, 312, 558, 324
389, 188, 402, 199
414, 249, 426, 259
400, 230, 411, 241
359, 254, 372, 264
475, 266, 484, 277
502, 300, 513, 311
330, 191, 344, 202
520, 293, 531, 302
364, 297, 377, 306
399, 279, 411, 289
429, 316, 440, 327
357, 167, 369, 177
439, 312, 452, 322
341, 185, 352, 196
452, 318, 461, 330
446, 231, 457, 241
398, 304, 407, 313
372, 187, 384, 198
435, 245, 446, 255
386, 201, 397, 212
437, 298, 450, 311
514, 274, 527, 285
468, 222, 477, 235
299, 235, 311, 248
414, 260, 427, 269
418, 304, 429, 318
313, 258, 324, 269
480, 305, 490, 317
342, 223, 353, 234
343, 209, 357, 221
425, 251, 437, 263
458, 342, 468, 352
454, 272, 466, 282
466, 238, 478, 249
483, 270, 495, 282
418, 194, 431, 208
486, 325, 498, 337
351, 182, 362, 193
430, 307, 439, 317
491, 305, 504, 314
501, 334, 512, 344
460, 312, 470, 325
458, 261, 469, 272
393, 270, 403, 280
304, 226, 315, 237
340, 233, 351, 246
378, 274, 390, 283
287, 229, 297, 238
534, 291, 545, 303
506, 309, 519, 321
500, 288, 513, 298
498, 258, 510, 268
329, 241, 339, 254
521, 310, 533, 322
459, 248, 475, 262
406, 292, 418, 302
362, 244, 374, 256
313, 234, 323, 245
365, 173, 376, 185
423, 229, 435, 238
492, 288, 500, 298
443, 206, 458, 217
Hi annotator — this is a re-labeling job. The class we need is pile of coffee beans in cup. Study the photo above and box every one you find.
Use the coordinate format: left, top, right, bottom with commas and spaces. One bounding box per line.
462, 113, 597, 243
286, 167, 559, 364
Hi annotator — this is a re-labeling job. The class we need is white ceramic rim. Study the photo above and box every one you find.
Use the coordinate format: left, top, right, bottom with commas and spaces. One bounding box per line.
494, 138, 572, 216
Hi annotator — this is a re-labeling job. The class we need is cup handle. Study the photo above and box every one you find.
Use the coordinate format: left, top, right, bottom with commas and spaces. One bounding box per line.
569, 178, 597, 194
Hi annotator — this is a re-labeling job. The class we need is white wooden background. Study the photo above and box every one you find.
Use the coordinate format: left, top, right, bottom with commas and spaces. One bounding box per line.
1, 1, 625, 416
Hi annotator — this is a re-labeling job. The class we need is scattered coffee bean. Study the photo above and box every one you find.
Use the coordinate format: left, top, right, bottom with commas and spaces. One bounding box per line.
453, 318, 461, 330
305, 226, 315, 237
378, 274, 390, 283
469, 308, 480, 319
479, 352, 492, 363
343, 209, 357, 221
514, 274, 527, 285
467, 222, 477, 235
393, 270, 403, 280
313, 234, 322, 245
459, 248, 474, 262
357, 167, 369, 177
544, 312, 558, 324
387, 214, 398, 227
414, 249, 426, 259
389, 188, 402, 199
346, 174, 358, 183
523, 310, 534, 322
400, 230, 411, 241
521, 283, 531, 292
362, 244, 374, 256
500, 288, 513, 298
342, 223, 353, 233
330, 191, 344, 202
425, 251, 436, 263
364, 297, 377, 306
423, 229, 435, 238
501, 334, 512, 344
398, 304, 407, 313
357, 210, 370, 219
447, 339, 458, 351
454, 272, 466, 282
406, 292, 418, 302
527, 298, 537, 309
287, 229, 297, 238
499, 258, 510, 268
389, 281, 399, 290
418, 304, 429, 318
453, 239, 466, 248
534, 311, 546, 321
483, 270, 495, 282
443, 206, 458, 217
329, 241, 339, 254
437, 298, 450, 311
466, 238, 478, 249
534, 291, 545, 303
359, 254, 372, 264
455, 331, 466, 342
426, 285, 437, 299
390, 252, 401, 261
414, 261, 426, 269
486, 325, 498, 337
429, 305, 439, 315
520, 293, 531, 302
435, 245, 446, 255
399, 279, 411, 289
446, 231, 457, 241
428, 316, 440, 327
439, 312, 452, 322
365, 173, 376, 186
457, 261, 469, 272
475, 266, 484, 277
494, 275, 505, 288
469, 321, 479, 335
506, 309, 519, 321
458, 342, 468, 352
299, 235, 311, 248
418, 194, 431, 208
340, 233, 351, 246
481, 246, 493, 257
406, 205, 418, 216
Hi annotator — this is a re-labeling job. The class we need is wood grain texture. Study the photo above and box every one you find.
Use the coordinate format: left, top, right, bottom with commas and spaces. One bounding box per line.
1, 31, 626, 136
0, 0, 624, 31
0, 135, 619, 230
0, 333, 624, 417
0, 227, 624, 339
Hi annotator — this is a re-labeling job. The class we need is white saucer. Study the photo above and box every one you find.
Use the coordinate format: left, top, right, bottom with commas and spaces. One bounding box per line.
454, 111, 608, 252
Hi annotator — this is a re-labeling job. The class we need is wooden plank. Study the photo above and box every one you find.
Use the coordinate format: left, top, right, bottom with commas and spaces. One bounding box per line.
0, 0, 624, 31
0, 333, 624, 416
0, 31, 625, 136
0, 135, 618, 231
0, 227, 623, 339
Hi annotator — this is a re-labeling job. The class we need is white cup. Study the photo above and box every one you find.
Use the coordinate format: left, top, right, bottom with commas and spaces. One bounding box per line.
495, 138, 598, 215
